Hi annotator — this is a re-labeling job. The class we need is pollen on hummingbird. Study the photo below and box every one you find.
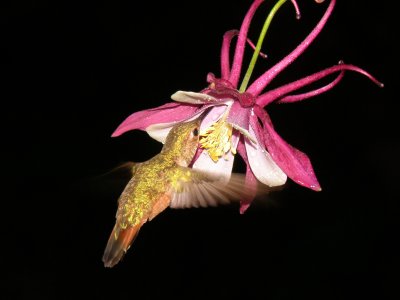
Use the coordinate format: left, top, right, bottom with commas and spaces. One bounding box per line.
199, 118, 236, 162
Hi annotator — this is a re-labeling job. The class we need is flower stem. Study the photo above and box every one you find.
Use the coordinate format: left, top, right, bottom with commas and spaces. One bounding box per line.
239, 0, 289, 93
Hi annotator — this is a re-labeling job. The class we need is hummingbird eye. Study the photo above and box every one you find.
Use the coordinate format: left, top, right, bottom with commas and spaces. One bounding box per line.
192, 128, 199, 136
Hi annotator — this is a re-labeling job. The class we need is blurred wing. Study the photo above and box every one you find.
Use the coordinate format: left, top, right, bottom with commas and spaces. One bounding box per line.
101, 162, 140, 178
90, 162, 140, 184
83, 162, 141, 197
169, 168, 270, 209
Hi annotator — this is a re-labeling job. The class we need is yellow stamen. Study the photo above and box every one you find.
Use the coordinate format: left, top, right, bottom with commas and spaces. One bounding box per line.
199, 116, 236, 162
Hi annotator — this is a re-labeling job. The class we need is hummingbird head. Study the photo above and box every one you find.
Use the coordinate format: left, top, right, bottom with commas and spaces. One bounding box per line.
162, 117, 202, 166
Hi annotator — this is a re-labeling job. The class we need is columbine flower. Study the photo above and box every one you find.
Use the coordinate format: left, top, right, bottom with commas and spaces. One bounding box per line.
112, 0, 382, 213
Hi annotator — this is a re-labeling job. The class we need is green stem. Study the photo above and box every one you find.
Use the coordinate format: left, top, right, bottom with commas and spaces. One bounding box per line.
239, 0, 289, 93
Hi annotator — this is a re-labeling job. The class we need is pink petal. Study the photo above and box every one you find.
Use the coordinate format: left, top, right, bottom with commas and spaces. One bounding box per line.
226, 102, 250, 131
248, 0, 336, 96
229, 0, 265, 88
277, 70, 345, 104
221, 30, 240, 80
226, 104, 258, 143
147, 104, 222, 143
240, 165, 258, 214
256, 63, 383, 106
112, 102, 199, 137
221, 30, 268, 80
254, 106, 321, 191
236, 139, 257, 214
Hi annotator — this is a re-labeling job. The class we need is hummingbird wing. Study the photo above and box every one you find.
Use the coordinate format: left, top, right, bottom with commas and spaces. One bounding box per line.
169, 167, 270, 209
90, 161, 140, 187
102, 161, 140, 178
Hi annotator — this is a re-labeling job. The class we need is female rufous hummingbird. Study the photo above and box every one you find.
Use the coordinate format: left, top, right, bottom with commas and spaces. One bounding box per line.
103, 117, 262, 267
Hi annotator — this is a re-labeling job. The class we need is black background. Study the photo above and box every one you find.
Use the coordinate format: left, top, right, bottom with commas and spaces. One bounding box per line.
2, 1, 397, 299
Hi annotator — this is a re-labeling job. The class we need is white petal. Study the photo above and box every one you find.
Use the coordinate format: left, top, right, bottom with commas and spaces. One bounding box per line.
245, 126, 287, 187
231, 124, 256, 144
199, 105, 228, 132
146, 122, 176, 143
171, 91, 219, 104
193, 132, 239, 184
193, 150, 234, 184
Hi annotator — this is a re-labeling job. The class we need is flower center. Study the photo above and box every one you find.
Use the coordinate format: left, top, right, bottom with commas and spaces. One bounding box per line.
238, 92, 256, 108
206, 76, 256, 108
199, 112, 236, 162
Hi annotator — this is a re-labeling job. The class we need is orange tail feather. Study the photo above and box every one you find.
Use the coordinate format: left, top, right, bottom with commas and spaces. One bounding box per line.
102, 224, 141, 268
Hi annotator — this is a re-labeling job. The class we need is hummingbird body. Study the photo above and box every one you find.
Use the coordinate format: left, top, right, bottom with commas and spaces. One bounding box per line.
103, 118, 264, 267
103, 119, 201, 267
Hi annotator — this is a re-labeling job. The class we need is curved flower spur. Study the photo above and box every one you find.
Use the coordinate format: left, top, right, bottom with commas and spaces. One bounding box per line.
112, 0, 383, 213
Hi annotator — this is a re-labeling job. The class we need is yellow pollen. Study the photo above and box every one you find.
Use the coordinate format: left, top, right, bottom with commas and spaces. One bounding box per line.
199, 118, 235, 162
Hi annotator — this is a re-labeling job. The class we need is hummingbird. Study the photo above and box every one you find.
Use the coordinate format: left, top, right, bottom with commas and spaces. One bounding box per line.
102, 117, 262, 268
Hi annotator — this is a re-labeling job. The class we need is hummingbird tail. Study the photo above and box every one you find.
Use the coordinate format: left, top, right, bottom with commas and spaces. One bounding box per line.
102, 224, 141, 268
